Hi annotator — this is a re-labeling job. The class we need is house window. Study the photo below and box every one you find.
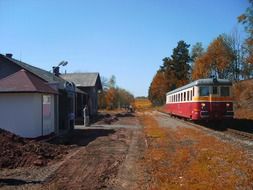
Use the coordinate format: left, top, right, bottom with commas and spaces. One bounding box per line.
43, 95, 51, 104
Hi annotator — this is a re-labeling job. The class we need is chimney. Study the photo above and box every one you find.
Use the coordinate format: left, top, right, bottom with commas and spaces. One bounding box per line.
6, 53, 13, 58
52, 66, 60, 76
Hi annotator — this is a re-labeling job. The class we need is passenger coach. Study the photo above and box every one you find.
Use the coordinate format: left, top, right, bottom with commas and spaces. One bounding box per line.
165, 78, 234, 121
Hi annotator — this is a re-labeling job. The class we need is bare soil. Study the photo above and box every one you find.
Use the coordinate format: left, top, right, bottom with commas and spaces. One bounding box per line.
1, 110, 253, 189
0, 129, 69, 169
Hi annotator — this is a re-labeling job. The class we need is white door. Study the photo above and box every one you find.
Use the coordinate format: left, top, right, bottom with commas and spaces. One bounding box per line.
42, 95, 54, 135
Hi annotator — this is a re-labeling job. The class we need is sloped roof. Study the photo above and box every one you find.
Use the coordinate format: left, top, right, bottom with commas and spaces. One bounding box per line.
61, 73, 102, 89
0, 69, 57, 94
1, 54, 66, 84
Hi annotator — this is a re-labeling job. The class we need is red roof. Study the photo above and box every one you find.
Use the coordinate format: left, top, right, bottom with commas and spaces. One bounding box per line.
0, 69, 57, 94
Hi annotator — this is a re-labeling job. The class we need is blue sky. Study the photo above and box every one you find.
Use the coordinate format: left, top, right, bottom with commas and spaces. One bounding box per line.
0, 0, 249, 96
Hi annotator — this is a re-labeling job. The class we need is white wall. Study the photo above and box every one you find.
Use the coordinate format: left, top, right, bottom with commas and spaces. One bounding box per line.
0, 93, 46, 138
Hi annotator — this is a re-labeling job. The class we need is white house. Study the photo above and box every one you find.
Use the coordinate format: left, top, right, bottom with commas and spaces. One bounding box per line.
0, 69, 57, 138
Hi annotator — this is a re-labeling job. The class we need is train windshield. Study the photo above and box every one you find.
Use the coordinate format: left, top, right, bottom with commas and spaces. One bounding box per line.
212, 86, 218, 94
199, 86, 210, 96
220, 86, 230, 96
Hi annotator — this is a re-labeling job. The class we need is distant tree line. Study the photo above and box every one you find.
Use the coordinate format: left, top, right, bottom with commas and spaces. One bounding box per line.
98, 75, 134, 109
149, 0, 253, 106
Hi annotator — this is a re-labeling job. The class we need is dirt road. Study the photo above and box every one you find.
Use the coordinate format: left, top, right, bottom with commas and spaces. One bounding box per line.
1, 111, 253, 189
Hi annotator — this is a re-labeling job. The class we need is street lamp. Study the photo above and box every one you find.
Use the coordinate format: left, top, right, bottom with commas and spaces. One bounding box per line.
53, 61, 68, 76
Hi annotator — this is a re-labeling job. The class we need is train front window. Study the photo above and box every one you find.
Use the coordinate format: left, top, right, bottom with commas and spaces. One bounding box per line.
212, 86, 218, 94
199, 86, 210, 96
221, 86, 230, 96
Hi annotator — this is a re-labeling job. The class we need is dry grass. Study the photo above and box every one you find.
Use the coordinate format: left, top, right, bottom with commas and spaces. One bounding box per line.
134, 99, 153, 111
138, 112, 253, 189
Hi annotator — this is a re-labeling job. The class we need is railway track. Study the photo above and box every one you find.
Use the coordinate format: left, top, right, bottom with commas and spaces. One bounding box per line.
225, 128, 253, 141
156, 110, 253, 142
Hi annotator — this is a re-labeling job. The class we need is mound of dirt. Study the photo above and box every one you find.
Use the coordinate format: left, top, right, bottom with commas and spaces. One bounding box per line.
0, 129, 68, 169
233, 79, 253, 120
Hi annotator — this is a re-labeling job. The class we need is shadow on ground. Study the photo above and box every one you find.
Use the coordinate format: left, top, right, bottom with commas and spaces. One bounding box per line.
49, 129, 115, 147
0, 178, 41, 186
197, 119, 253, 133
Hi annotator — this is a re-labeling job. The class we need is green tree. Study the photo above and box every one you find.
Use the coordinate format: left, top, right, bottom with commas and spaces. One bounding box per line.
171, 40, 191, 86
191, 42, 205, 61
108, 75, 116, 88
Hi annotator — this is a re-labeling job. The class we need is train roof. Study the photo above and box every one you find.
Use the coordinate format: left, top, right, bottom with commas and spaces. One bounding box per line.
166, 78, 232, 95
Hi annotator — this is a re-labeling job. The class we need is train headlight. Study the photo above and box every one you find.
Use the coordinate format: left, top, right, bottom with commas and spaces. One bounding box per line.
201, 103, 206, 111
226, 103, 230, 107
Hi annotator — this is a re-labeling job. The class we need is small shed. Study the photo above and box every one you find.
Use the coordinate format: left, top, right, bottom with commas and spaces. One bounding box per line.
0, 69, 57, 138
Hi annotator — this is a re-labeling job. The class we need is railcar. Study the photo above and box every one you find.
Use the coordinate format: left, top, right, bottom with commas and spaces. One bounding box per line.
165, 78, 234, 121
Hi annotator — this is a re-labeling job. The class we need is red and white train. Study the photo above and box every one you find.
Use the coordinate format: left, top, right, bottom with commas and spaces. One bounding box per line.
164, 78, 234, 121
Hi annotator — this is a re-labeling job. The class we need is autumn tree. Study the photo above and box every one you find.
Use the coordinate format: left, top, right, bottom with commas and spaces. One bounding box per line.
238, 0, 253, 78
190, 42, 205, 80
98, 75, 134, 109
192, 54, 210, 80
192, 35, 236, 80
148, 71, 168, 105
207, 35, 236, 79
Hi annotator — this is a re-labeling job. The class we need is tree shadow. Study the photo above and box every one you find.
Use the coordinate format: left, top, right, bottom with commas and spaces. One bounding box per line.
0, 178, 41, 186
115, 113, 135, 117
49, 128, 115, 147
196, 118, 253, 133
225, 118, 253, 133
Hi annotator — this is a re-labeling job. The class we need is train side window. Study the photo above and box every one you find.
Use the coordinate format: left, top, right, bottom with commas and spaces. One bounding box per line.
178, 94, 179, 102
187, 91, 189, 101
221, 87, 230, 96
193, 87, 194, 96
190, 90, 192, 100
199, 86, 210, 96
212, 86, 218, 94
184, 92, 186, 101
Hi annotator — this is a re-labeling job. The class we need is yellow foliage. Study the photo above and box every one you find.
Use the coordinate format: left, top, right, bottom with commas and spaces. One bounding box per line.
134, 99, 152, 110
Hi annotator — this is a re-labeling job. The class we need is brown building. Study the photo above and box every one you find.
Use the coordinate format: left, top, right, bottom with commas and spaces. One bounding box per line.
61, 73, 102, 118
